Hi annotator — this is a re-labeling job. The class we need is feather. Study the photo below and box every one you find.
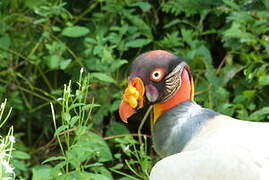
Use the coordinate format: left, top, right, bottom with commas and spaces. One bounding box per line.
151, 103, 269, 180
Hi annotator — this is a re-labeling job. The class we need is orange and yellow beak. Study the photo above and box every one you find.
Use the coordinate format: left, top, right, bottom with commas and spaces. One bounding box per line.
119, 77, 145, 123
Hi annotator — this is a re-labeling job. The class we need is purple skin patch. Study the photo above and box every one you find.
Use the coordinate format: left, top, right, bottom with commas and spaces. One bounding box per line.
146, 84, 159, 103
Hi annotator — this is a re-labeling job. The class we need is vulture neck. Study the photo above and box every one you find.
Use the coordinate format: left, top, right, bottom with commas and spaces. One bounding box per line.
152, 101, 218, 157
153, 68, 194, 124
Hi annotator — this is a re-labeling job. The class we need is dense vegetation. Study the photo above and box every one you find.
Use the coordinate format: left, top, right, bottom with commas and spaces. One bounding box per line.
0, 0, 269, 179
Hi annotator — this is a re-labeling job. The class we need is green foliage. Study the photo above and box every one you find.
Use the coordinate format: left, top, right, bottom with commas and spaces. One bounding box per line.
157, 0, 269, 121
0, 0, 269, 179
0, 100, 15, 180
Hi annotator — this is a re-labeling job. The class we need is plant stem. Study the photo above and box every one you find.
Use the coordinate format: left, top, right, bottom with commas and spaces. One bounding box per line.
138, 106, 152, 144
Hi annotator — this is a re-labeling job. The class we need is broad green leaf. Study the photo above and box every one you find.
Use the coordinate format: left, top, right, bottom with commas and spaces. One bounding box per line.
92, 73, 115, 83
60, 59, 72, 70
110, 99, 121, 112
70, 116, 80, 127
112, 163, 124, 169
52, 26, 61, 32
12, 159, 27, 171
91, 167, 113, 180
42, 156, 65, 164
62, 26, 89, 38
130, 2, 151, 12
258, 75, 269, 86
32, 165, 53, 180
222, 65, 244, 85
13, 150, 31, 160
67, 131, 112, 164
125, 39, 151, 48
46, 55, 60, 69
181, 28, 193, 45
110, 59, 128, 72
250, 107, 269, 121
243, 90, 256, 99
25, 0, 46, 9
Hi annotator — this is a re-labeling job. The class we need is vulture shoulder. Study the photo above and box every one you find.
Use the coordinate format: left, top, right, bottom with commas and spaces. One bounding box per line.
150, 115, 269, 180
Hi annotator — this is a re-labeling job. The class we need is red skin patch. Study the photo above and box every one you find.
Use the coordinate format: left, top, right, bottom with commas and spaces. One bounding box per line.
153, 68, 193, 122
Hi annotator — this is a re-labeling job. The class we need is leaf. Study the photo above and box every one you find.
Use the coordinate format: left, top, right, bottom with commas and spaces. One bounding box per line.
106, 121, 130, 137
0, 35, 11, 48
62, 26, 89, 38
69, 103, 86, 110
68, 131, 112, 164
243, 90, 256, 99
249, 107, 269, 121
91, 166, 113, 180
85, 132, 113, 162
62, 112, 71, 121
223, 0, 240, 10
46, 55, 60, 69
181, 28, 193, 45
222, 65, 244, 85
258, 75, 269, 86
122, 11, 152, 37
12, 150, 31, 160
110, 99, 121, 112
164, 19, 182, 29
12, 159, 27, 171
125, 39, 151, 48
60, 59, 72, 70
42, 156, 66, 164
91, 73, 115, 83
25, 0, 46, 9
110, 59, 128, 72
32, 165, 53, 180
54, 125, 68, 136
56, 171, 111, 180
130, 2, 151, 12
82, 104, 101, 111
70, 116, 80, 127
118, 177, 135, 180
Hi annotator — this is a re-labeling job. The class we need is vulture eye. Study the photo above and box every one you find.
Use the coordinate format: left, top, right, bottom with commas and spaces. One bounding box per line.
150, 68, 165, 82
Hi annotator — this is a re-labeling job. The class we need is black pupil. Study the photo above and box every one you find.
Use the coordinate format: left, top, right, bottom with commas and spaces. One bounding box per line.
154, 72, 159, 78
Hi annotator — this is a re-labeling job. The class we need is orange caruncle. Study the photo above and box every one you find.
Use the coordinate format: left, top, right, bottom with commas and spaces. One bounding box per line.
122, 77, 145, 110
123, 85, 139, 108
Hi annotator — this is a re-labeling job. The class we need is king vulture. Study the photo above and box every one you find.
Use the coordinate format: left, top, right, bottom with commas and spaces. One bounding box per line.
118, 50, 269, 180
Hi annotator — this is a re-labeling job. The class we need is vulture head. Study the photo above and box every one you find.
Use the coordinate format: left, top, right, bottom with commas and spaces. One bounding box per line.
119, 50, 194, 123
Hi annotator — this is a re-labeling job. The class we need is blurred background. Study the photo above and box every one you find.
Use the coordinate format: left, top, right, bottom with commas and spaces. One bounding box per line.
0, 0, 269, 179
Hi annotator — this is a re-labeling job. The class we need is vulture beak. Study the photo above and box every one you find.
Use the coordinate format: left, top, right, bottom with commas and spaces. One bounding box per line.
119, 77, 145, 123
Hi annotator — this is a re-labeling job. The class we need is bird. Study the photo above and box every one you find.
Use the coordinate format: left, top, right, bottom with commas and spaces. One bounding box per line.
118, 50, 269, 180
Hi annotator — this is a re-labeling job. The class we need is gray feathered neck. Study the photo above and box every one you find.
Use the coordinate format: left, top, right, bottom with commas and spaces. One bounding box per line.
152, 100, 218, 157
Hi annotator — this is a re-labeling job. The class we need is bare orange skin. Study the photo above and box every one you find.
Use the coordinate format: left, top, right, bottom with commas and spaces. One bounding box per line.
153, 68, 193, 123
